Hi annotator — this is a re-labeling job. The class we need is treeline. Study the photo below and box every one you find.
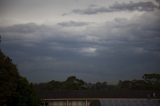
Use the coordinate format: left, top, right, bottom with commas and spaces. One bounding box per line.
34, 73, 160, 91
119, 73, 160, 90
0, 50, 39, 106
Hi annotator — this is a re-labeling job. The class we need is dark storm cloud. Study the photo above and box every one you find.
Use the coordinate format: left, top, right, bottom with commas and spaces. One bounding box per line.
110, 1, 158, 11
1, 9, 160, 82
58, 21, 90, 27
71, 1, 158, 15
156, 0, 160, 6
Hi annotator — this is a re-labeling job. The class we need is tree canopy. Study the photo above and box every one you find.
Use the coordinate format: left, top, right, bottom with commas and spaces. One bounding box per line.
0, 50, 39, 106
34, 73, 160, 91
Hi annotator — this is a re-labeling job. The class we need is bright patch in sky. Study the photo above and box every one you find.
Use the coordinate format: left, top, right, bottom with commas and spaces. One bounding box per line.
80, 47, 97, 54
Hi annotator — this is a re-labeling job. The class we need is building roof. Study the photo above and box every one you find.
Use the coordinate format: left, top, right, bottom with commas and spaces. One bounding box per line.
37, 90, 160, 99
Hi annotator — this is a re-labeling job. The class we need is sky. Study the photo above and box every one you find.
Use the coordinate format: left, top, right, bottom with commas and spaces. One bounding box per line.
0, 0, 160, 83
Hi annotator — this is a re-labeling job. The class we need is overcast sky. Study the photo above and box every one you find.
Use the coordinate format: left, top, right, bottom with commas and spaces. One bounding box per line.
0, 0, 160, 83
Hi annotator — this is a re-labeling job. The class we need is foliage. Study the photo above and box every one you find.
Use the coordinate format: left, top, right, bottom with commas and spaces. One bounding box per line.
118, 73, 160, 90
0, 50, 39, 106
34, 73, 160, 91
41, 76, 86, 90
63, 76, 86, 90
143, 73, 160, 90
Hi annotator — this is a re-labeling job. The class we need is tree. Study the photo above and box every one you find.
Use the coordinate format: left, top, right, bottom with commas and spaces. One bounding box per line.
143, 73, 160, 90
63, 76, 86, 90
0, 50, 19, 105
89, 82, 108, 90
47, 80, 62, 90
0, 50, 39, 106
118, 80, 133, 89
130, 80, 147, 90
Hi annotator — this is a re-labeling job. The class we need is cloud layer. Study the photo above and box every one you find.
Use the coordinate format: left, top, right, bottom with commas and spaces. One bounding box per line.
1, 8, 160, 82
1, 0, 160, 83
71, 1, 159, 15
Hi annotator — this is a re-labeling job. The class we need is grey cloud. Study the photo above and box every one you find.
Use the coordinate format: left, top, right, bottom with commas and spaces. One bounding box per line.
58, 21, 90, 27
1, 10, 160, 82
71, 1, 158, 15
82, 11, 160, 57
0, 23, 78, 43
72, 7, 112, 15
110, 1, 157, 12
156, 0, 160, 6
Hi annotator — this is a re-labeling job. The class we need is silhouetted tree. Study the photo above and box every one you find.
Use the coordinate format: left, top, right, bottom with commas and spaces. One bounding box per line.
143, 73, 160, 90
63, 76, 86, 90
0, 51, 39, 106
